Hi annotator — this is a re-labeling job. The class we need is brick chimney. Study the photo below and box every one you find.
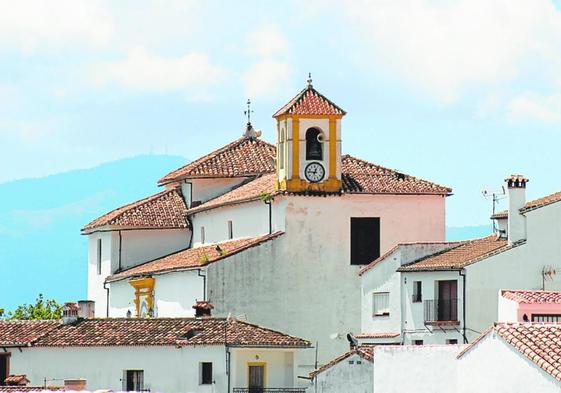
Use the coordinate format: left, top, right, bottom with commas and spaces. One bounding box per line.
506, 174, 529, 244
61, 302, 79, 325
192, 301, 213, 317
77, 300, 95, 319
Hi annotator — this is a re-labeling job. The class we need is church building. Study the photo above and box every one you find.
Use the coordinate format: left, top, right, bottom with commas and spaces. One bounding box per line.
83, 78, 452, 373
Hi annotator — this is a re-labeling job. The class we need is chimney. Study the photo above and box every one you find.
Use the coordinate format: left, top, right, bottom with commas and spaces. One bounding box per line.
77, 300, 95, 319
506, 174, 529, 244
61, 302, 79, 325
192, 301, 213, 317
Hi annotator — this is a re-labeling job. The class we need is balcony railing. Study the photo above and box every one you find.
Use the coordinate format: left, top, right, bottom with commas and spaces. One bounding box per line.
233, 389, 307, 393
424, 298, 459, 325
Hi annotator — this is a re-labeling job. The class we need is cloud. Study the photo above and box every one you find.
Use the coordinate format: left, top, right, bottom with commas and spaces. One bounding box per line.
508, 93, 561, 123
247, 26, 290, 58
345, 0, 561, 103
92, 47, 227, 93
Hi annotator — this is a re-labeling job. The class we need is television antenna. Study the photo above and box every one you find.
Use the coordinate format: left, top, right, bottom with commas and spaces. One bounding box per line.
542, 265, 557, 290
482, 186, 506, 232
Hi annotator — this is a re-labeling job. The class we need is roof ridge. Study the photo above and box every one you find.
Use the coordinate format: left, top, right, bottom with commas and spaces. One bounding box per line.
273, 86, 346, 117
230, 318, 311, 346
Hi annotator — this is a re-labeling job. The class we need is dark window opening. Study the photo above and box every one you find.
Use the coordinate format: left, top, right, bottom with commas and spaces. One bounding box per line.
228, 221, 233, 240
200, 362, 213, 385
532, 314, 561, 323
305, 128, 323, 160
412, 281, 422, 303
97, 238, 102, 275
413, 340, 423, 345
124, 370, 143, 392
0, 354, 10, 386
446, 339, 458, 344
437, 280, 458, 321
350, 217, 381, 265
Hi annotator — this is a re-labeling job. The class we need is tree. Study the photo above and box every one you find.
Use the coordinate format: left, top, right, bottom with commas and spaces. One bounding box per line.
7, 294, 62, 320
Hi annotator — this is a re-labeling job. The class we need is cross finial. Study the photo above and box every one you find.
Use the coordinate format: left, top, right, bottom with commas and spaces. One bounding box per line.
244, 98, 253, 124
307, 72, 313, 88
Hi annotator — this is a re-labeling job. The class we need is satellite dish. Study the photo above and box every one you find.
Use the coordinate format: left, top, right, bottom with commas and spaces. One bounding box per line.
346, 333, 358, 347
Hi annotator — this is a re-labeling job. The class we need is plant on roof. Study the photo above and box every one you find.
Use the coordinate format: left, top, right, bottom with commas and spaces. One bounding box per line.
6, 294, 62, 320
199, 253, 210, 264
259, 191, 273, 203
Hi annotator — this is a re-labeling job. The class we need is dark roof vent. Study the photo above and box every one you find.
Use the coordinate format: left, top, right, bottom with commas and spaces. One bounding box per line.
179, 329, 203, 340
193, 300, 214, 317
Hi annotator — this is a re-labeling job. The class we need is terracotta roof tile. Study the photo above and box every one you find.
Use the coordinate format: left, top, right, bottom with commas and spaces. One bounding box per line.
492, 189, 561, 220
273, 86, 346, 117
0, 320, 61, 346
398, 235, 509, 272
459, 323, 561, 382
355, 332, 400, 339
158, 137, 276, 184
501, 290, 561, 304
82, 188, 189, 232
309, 346, 373, 378
4, 375, 29, 385
32, 317, 310, 348
106, 232, 283, 281
491, 210, 508, 219
0, 387, 63, 392
188, 156, 451, 215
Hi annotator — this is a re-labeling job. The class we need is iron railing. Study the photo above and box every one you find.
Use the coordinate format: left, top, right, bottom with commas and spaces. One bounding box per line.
233, 389, 307, 393
424, 298, 459, 324
412, 293, 422, 303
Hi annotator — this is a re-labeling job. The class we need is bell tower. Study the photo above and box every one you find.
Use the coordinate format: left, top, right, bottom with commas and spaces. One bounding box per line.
273, 75, 346, 193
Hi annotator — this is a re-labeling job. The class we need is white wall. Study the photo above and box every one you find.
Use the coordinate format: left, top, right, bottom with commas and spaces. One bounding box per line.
458, 334, 560, 393
310, 353, 373, 393
231, 348, 298, 389
373, 345, 462, 393
86, 231, 115, 317
109, 270, 205, 317
497, 293, 519, 322
183, 177, 250, 207
208, 193, 446, 372
10, 345, 227, 393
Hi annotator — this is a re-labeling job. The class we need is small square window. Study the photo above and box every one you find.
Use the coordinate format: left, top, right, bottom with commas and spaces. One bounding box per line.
348, 360, 354, 364
446, 339, 458, 345
200, 362, 213, 385
412, 281, 422, 303
373, 292, 390, 316
227, 221, 233, 240
413, 340, 423, 346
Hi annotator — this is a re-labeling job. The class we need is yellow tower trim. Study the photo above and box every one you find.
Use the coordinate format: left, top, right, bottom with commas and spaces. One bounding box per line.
291, 118, 300, 180
129, 277, 155, 318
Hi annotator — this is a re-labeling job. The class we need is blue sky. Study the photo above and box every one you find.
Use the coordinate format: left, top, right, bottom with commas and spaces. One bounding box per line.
3, 0, 561, 226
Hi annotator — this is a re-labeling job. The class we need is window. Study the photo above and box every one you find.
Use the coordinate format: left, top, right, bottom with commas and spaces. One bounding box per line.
413, 340, 424, 346
227, 220, 233, 240
373, 292, 390, 316
305, 128, 323, 160
446, 339, 458, 344
123, 370, 144, 392
350, 217, 381, 265
200, 362, 213, 385
532, 314, 561, 322
201, 226, 205, 244
412, 281, 422, 302
0, 354, 10, 386
97, 238, 102, 275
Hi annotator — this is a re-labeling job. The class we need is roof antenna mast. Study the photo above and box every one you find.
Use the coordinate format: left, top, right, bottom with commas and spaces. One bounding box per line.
307, 72, 313, 88
481, 185, 506, 233
243, 98, 261, 140
244, 98, 253, 125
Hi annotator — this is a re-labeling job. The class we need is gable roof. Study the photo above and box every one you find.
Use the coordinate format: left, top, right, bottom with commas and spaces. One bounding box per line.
0, 320, 61, 347
31, 317, 310, 348
397, 235, 509, 272
501, 289, 561, 304
188, 156, 451, 215
158, 137, 276, 184
458, 323, 561, 382
309, 346, 374, 378
273, 86, 346, 117
106, 232, 283, 282
82, 188, 189, 233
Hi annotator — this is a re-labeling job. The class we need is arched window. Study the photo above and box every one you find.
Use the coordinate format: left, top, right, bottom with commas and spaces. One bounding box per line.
306, 128, 323, 160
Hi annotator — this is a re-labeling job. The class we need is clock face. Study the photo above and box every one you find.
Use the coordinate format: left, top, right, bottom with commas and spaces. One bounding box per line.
304, 162, 325, 183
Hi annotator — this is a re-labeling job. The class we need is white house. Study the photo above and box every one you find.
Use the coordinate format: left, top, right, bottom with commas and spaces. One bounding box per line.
457, 323, 561, 393
83, 80, 453, 372
0, 305, 311, 393
308, 346, 373, 393
498, 289, 561, 323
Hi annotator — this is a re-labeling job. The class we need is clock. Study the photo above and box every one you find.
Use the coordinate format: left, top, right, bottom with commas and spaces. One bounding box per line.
304, 162, 325, 183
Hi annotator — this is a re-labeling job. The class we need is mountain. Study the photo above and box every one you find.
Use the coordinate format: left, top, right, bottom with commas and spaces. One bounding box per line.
0, 155, 186, 312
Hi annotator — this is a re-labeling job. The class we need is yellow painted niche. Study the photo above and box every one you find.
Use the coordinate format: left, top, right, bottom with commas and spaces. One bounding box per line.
128, 277, 155, 318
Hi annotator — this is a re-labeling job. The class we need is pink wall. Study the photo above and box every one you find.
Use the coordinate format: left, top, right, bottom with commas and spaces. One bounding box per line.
517, 303, 561, 321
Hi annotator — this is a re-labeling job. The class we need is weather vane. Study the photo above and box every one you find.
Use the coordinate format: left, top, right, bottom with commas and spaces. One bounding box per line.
244, 99, 253, 124
307, 72, 313, 88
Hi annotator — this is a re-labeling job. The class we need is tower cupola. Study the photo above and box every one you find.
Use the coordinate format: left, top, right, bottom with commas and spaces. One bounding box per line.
273, 75, 346, 193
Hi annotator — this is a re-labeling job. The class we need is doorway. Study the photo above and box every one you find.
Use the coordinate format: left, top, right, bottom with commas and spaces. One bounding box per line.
248, 362, 266, 393
437, 280, 458, 321
0, 353, 10, 386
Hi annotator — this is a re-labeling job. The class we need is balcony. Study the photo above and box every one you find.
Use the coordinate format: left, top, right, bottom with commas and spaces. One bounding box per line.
424, 298, 459, 325
233, 389, 307, 393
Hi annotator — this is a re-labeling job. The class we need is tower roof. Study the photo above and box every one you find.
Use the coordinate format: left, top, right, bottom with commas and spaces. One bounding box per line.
273, 85, 346, 118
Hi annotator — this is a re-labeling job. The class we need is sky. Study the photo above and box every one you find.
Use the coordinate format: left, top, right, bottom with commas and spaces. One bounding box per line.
2, 0, 561, 226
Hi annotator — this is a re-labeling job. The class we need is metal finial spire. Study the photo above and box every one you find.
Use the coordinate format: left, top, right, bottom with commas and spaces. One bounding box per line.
244, 99, 253, 124
307, 72, 313, 88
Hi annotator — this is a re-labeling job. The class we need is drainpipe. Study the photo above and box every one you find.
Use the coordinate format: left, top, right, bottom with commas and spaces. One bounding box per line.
103, 281, 110, 317
197, 269, 207, 300
459, 269, 467, 344
118, 230, 123, 272
263, 200, 273, 234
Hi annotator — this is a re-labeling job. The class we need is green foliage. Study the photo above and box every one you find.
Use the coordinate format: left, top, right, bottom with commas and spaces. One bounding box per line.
7, 294, 62, 320
259, 191, 273, 203
0, 308, 4, 318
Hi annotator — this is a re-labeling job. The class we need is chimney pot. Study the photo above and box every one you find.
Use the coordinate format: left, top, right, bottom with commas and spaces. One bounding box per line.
192, 300, 214, 317
506, 174, 528, 244
77, 300, 95, 319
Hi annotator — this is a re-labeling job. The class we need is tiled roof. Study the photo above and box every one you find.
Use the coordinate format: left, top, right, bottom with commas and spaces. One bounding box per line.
459, 323, 561, 382
492, 190, 561, 220
398, 235, 509, 272
355, 332, 400, 339
158, 137, 276, 184
309, 346, 373, 378
189, 156, 451, 215
0, 320, 61, 346
82, 188, 189, 232
4, 375, 29, 385
501, 290, 561, 304
107, 232, 284, 282
33, 317, 310, 348
341, 155, 452, 195
273, 86, 346, 117
491, 210, 508, 219
0, 387, 63, 392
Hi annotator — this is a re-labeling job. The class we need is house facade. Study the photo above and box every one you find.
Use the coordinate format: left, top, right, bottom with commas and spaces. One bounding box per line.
498, 289, 561, 323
